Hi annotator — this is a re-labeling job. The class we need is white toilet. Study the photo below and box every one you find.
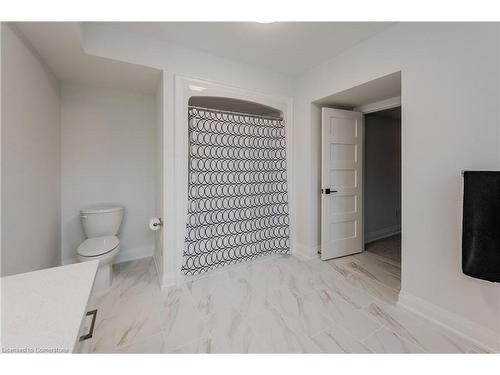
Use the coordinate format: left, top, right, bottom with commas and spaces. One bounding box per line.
77, 204, 124, 293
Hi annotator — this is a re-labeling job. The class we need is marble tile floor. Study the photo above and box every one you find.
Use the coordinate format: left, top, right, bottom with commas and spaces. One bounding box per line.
88, 254, 486, 353
327, 241, 401, 304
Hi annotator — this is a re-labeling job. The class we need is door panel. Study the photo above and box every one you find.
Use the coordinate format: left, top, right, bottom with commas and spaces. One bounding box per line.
330, 195, 356, 214
321, 108, 363, 260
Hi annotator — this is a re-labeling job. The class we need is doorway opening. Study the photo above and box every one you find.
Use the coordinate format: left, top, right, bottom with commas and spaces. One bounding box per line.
313, 71, 402, 302
364, 106, 401, 265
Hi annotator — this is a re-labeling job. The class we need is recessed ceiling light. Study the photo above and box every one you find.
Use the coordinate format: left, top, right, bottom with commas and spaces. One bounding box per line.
255, 21, 275, 24
189, 85, 207, 92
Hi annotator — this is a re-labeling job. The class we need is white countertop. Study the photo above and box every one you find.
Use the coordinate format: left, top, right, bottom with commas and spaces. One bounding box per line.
1, 261, 98, 353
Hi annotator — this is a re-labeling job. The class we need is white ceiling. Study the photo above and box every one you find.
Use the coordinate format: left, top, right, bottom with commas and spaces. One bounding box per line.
94, 22, 395, 76
14, 22, 161, 94
315, 71, 401, 108
13, 22, 395, 93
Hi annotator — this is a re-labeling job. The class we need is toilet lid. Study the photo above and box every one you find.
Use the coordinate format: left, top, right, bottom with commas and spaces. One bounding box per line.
77, 236, 119, 257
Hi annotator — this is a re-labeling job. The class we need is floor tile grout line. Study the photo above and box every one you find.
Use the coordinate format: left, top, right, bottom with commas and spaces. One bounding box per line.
324, 259, 401, 296
115, 330, 165, 353
357, 302, 436, 353
312, 269, 399, 310
309, 321, 376, 353
352, 253, 402, 278
362, 326, 428, 353
354, 256, 401, 278
310, 319, 379, 343
161, 328, 203, 353
363, 252, 401, 270
335, 258, 401, 291
359, 326, 384, 344
322, 267, 400, 307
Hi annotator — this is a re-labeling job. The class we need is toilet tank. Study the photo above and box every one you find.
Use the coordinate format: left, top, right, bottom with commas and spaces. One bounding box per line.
80, 204, 124, 238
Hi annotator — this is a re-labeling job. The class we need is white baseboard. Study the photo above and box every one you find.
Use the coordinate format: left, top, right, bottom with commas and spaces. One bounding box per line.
398, 290, 499, 353
114, 245, 154, 264
365, 225, 401, 243
293, 250, 320, 261
61, 245, 154, 266
293, 242, 319, 259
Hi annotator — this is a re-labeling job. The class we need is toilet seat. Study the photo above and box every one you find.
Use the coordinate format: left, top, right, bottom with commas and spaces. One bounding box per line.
77, 235, 119, 257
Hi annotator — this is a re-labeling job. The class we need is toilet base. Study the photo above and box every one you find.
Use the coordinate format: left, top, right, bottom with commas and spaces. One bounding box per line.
78, 245, 120, 294
93, 264, 113, 293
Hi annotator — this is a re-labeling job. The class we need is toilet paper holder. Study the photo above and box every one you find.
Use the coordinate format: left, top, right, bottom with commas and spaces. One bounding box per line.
152, 218, 163, 228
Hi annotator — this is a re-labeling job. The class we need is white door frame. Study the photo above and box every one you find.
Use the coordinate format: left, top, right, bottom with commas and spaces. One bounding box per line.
170, 76, 295, 285
354, 96, 401, 114
357, 96, 402, 250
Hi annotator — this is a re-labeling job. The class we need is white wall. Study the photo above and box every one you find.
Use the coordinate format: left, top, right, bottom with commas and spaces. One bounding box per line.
1, 24, 61, 276
60, 84, 156, 263
364, 111, 401, 242
79, 24, 295, 286
295, 23, 500, 350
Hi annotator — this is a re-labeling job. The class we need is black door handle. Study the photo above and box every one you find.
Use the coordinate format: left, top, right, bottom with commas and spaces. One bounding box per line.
322, 188, 338, 194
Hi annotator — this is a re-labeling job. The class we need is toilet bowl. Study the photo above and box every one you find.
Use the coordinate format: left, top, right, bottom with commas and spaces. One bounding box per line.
76, 204, 124, 293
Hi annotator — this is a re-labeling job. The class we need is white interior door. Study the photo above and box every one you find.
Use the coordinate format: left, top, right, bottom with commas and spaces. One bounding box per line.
321, 108, 363, 260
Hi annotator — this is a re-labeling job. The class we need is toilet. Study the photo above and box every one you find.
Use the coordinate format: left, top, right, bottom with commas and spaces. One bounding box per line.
77, 204, 124, 293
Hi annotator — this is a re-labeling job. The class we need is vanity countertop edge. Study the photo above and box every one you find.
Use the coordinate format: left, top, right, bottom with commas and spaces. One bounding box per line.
1, 260, 98, 353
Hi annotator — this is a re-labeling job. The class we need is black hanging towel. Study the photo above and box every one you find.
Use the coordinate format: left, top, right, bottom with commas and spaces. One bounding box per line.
462, 171, 500, 282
